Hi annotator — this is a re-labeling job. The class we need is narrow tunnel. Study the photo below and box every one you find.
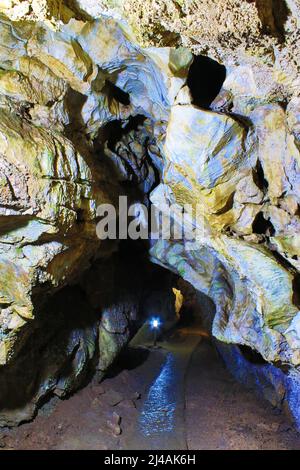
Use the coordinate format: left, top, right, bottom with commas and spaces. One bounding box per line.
1, 1, 300, 454
187, 55, 226, 109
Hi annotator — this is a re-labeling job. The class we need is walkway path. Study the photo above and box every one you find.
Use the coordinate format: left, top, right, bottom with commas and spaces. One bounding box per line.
4, 319, 300, 450
123, 322, 203, 450
124, 320, 300, 450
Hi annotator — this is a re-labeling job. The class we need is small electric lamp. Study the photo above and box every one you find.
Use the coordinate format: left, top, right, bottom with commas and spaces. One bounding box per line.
150, 317, 161, 347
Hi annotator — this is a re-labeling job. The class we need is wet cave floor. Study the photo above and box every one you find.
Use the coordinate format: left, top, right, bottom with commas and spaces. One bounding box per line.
1, 320, 300, 450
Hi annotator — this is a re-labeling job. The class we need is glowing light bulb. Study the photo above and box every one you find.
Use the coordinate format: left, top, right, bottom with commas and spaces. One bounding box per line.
150, 317, 161, 329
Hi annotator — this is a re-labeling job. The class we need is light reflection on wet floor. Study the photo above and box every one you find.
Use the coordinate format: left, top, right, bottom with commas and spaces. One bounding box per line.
138, 353, 178, 436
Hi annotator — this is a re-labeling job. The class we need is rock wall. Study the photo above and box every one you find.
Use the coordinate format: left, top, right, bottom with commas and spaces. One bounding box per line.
215, 339, 300, 430
0, 7, 177, 425
0, 1, 300, 427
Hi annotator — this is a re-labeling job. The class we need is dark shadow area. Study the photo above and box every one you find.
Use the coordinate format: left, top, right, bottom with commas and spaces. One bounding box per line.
94, 113, 158, 197
106, 346, 150, 379
187, 55, 226, 109
176, 304, 195, 328
252, 211, 275, 236
64, 88, 87, 133
255, 0, 290, 40
0, 285, 99, 421
270, 250, 300, 309
102, 80, 130, 106
0, 237, 175, 424
0, 215, 35, 238
96, 119, 123, 151
215, 192, 235, 215
292, 273, 300, 310
253, 159, 269, 191
238, 344, 268, 365
272, 0, 290, 37
95, 114, 147, 152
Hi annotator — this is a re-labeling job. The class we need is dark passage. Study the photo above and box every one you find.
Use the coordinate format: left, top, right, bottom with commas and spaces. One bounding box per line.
252, 211, 275, 236
238, 345, 268, 365
102, 79, 130, 106
187, 55, 226, 109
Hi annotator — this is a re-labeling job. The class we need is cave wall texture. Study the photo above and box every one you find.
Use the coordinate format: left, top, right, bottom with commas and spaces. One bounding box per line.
0, 0, 300, 427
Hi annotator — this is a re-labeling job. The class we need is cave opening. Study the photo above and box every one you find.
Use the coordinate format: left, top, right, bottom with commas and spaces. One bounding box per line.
187, 55, 226, 109
2, 2, 300, 452
252, 211, 275, 236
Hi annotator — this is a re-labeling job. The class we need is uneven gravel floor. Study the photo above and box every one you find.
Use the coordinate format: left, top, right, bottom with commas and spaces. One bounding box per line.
0, 347, 165, 450
1, 325, 300, 450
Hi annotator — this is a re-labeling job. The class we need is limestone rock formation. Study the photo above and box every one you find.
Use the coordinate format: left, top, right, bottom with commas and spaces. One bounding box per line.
150, 95, 300, 368
0, 8, 174, 424
0, 0, 300, 428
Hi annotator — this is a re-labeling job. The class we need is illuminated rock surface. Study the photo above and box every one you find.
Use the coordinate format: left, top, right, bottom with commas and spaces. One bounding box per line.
0, 1, 300, 427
